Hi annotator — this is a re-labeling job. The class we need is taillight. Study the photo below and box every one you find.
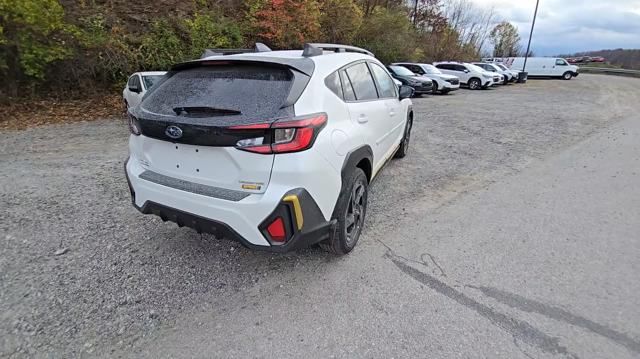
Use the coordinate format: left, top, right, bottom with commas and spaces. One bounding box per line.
232, 113, 327, 154
128, 114, 141, 136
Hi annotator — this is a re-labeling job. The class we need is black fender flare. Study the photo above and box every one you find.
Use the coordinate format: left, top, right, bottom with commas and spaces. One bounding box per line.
331, 145, 373, 220
341, 145, 373, 183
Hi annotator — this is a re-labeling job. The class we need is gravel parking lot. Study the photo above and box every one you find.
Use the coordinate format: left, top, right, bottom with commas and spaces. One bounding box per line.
1, 75, 639, 358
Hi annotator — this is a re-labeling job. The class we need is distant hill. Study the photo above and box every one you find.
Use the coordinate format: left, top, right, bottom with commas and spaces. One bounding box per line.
558, 49, 640, 70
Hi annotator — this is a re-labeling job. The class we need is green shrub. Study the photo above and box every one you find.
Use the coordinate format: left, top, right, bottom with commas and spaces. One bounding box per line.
139, 19, 185, 70
185, 13, 244, 58
0, 0, 76, 85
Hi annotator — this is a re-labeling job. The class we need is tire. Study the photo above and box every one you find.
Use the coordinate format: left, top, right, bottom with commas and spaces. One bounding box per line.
394, 116, 412, 159
562, 71, 573, 80
320, 168, 368, 255
431, 80, 438, 94
468, 78, 481, 90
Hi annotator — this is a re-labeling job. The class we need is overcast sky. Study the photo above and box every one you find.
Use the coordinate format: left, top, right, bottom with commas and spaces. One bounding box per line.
470, 0, 640, 55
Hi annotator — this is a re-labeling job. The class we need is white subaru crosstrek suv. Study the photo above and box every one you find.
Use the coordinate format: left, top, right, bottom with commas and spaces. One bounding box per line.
125, 43, 414, 254
392, 62, 460, 94
433, 62, 497, 89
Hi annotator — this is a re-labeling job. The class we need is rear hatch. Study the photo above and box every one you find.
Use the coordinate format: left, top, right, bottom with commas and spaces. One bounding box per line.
132, 61, 311, 194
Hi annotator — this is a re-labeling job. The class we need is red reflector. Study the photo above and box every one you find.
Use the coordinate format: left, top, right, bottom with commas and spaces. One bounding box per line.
266, 217, 286, 242
241, 145, 272, 154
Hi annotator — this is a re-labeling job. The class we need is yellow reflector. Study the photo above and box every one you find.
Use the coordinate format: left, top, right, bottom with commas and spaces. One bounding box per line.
241, 183, 261, 190
283, 195, 303, 230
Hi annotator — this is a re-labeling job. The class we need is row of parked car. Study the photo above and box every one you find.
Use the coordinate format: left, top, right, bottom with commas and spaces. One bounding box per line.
124, 60, 520, 108
386, 61, 521, 95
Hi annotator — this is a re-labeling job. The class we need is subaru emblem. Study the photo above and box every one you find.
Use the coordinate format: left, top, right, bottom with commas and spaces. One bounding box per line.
165, 125, 183, 139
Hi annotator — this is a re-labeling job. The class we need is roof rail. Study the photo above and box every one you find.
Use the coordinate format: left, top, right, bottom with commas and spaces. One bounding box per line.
200, 42, 272, 59
302, 43, 374, 57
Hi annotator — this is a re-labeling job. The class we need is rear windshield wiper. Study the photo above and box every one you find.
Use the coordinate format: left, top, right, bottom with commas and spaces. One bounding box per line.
173, 106, 241, 117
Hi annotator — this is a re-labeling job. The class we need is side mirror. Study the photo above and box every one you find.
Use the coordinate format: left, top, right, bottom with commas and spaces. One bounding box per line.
464, 69, 470, 73
399, 85, 414, 100
128, 84, 141, 93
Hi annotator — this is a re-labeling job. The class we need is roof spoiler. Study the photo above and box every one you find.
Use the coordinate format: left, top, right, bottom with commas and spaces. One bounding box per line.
302, 43, 374, 57
200, 42, 272, 59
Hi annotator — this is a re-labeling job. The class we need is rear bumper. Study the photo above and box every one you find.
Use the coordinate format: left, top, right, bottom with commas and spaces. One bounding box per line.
125, 157, 335, 252
134, 200, 335, 253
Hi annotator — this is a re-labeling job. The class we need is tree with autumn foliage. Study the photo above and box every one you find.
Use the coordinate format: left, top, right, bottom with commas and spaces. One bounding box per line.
246, 0, 322, 49
319, 0, 363, 43
489, 21, 521, 57
1, 0, 512, 99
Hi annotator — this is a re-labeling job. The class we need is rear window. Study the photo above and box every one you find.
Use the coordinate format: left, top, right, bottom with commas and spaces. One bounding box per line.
141, 65, 294, 123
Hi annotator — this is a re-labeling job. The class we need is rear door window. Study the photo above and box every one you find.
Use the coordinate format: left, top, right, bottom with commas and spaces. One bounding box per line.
369, 63, 397, 99
344, 63, 378, 101
141, 64, 294, 124
339, 70, 357, 101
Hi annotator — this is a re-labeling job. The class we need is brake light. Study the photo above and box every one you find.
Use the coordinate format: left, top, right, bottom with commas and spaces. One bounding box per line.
233, 113, 327, 154
227, 123, 271, 130
266, 217, 286, 242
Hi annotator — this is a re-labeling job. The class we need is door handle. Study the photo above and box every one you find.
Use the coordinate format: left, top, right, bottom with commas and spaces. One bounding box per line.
357, 114, 368, 123
389, 110, 396, 117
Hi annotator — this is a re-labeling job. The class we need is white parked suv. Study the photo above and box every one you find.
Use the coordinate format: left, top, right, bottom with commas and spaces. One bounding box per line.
433, 62, 498, 89
494, 63, 520, 82
123, 71, 167, 109
392, 62, 460, 94
472, 62, 511, 84
125, 43, 414, 254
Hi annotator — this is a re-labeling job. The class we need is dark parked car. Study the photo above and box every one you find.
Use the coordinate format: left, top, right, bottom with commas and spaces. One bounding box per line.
386, 65, 433, 96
